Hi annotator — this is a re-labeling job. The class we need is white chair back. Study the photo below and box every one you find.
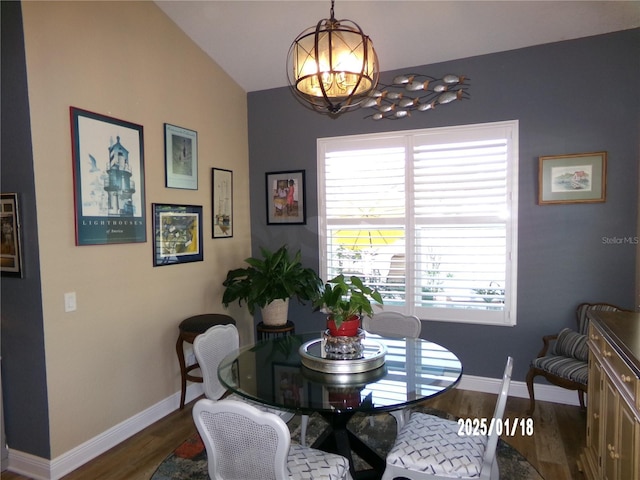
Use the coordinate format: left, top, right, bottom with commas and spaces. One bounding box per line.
363, 311, 422, 433
381, 356, 514, 480
481, 356, 513, 478
193, 324, 239, 400
193, 399, 290, 480
364, 311, 421, 338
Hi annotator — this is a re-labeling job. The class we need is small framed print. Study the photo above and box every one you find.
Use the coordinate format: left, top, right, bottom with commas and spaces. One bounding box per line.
212, 168, 233, 238
538, 151, 607, 205
273, 363, 309, 408
164, 123, 198, 190
152, 203, 203, 266
266, 170, 306, 225
70, 107, 146, 245
1, 193, 23, 277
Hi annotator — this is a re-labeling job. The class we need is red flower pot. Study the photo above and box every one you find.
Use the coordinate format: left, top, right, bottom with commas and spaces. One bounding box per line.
328, 388, 362, 409
327, 315, 360, 336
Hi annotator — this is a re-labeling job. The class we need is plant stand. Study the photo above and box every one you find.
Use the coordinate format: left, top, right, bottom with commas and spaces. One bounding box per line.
256, 320, 295, 341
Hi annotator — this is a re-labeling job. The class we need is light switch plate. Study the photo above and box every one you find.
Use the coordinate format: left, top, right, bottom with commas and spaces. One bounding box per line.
64, 292, 77, 312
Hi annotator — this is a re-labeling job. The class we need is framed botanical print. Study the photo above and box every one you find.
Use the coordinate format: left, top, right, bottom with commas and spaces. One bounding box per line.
212, 168, 233, 238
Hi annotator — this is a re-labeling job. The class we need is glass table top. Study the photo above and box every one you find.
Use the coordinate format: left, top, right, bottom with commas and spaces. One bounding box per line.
218, 331, 462, 414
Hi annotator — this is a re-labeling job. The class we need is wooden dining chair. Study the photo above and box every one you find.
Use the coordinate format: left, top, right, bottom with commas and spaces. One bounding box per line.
193, 399, 353, 480
525, 302, 627, 414
193, 324, 310, 445
381, 356, 513, 480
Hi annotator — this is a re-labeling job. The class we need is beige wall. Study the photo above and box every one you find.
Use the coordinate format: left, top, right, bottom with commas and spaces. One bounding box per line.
21, 1, 252, 457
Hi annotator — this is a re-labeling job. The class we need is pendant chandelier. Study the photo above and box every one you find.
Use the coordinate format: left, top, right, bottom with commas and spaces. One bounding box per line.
287, 0, 379, 115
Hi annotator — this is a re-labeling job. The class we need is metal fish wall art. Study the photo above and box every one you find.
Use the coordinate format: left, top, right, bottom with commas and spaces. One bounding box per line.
362, 74, 469, 120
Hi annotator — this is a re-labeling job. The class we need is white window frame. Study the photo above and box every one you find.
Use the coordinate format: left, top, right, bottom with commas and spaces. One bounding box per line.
317, 120, 518, 326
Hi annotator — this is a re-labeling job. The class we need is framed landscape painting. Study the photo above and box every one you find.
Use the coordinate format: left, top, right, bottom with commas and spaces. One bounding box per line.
538, 151, 607, 205
70, 107, 146, 245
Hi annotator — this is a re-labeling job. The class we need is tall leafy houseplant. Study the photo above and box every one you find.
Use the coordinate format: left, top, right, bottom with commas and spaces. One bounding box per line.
313, 274, 383, 336
222, 245, 322, 325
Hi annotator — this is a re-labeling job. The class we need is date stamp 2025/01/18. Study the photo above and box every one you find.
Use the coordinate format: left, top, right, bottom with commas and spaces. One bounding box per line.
457, 417, 534, 437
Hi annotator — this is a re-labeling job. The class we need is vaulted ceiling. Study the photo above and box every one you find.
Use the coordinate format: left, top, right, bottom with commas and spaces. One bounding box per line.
156, 1, 640, 92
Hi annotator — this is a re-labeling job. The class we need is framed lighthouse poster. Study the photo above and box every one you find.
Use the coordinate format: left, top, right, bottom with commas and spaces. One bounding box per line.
70, 107, 146, 245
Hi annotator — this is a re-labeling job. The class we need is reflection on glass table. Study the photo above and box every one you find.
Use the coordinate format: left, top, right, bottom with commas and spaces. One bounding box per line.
218, 332, 462, 480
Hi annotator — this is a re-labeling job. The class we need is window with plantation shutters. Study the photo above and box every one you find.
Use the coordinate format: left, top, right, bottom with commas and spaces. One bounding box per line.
318, 120, 518, 326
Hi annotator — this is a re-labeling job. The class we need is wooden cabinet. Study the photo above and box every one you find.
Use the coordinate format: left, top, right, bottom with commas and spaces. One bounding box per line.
585, 354, 603, 469
580, 312, 640, 480
617, 397, 638, 480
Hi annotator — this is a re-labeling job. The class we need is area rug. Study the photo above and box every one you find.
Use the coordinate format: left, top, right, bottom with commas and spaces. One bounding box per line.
151, 406, 543, 479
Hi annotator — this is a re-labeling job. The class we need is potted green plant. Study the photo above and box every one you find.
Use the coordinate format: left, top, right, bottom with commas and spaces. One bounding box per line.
222, 245, 322, 326
313, 274, 383, 336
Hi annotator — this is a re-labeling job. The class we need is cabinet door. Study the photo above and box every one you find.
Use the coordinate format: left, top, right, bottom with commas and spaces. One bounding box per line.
587, 357, 603, 469
617, 399, 638, 480
603, 377, 618, 480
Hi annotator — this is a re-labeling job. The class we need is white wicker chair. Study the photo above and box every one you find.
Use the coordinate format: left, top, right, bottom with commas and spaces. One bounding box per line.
193, 324, 309, 445
363, 311, 422, 432
193, 399, 353, 480
381, 356, 513, 480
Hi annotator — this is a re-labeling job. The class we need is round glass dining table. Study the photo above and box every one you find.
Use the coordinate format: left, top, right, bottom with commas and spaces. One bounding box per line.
218, 331, 462, 479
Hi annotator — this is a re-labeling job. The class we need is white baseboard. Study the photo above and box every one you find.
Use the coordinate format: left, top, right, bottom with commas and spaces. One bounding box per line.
6, 384, 204, 480
459, 374, 582, 407
5, 449, 50, 480
6, 375, 578, 479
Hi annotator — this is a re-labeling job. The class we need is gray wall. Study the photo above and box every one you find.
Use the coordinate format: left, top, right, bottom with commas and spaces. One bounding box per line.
248, 29, 640, 381
1, 2, 51, 458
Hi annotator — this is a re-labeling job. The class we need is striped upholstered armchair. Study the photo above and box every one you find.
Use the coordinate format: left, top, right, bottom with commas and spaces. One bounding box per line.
525, 302, 626, 415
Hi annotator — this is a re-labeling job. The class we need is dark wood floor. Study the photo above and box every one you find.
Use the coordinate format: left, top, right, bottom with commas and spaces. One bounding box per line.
2, 389, 586, 480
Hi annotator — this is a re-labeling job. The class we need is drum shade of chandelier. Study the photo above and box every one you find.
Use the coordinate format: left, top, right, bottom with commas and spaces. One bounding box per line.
287, 0, 379, 115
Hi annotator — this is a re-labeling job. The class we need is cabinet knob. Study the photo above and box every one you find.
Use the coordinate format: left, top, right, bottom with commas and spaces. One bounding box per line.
590, 334, 599, 340
604, 350, 612, 358
593, 413, 599, 419
621, 374, 632, 383
606, 444, 621, 459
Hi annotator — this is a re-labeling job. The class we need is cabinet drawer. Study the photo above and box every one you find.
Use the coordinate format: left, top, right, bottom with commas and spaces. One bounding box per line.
601, 339, 639, 406
588, 323, 605, 354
